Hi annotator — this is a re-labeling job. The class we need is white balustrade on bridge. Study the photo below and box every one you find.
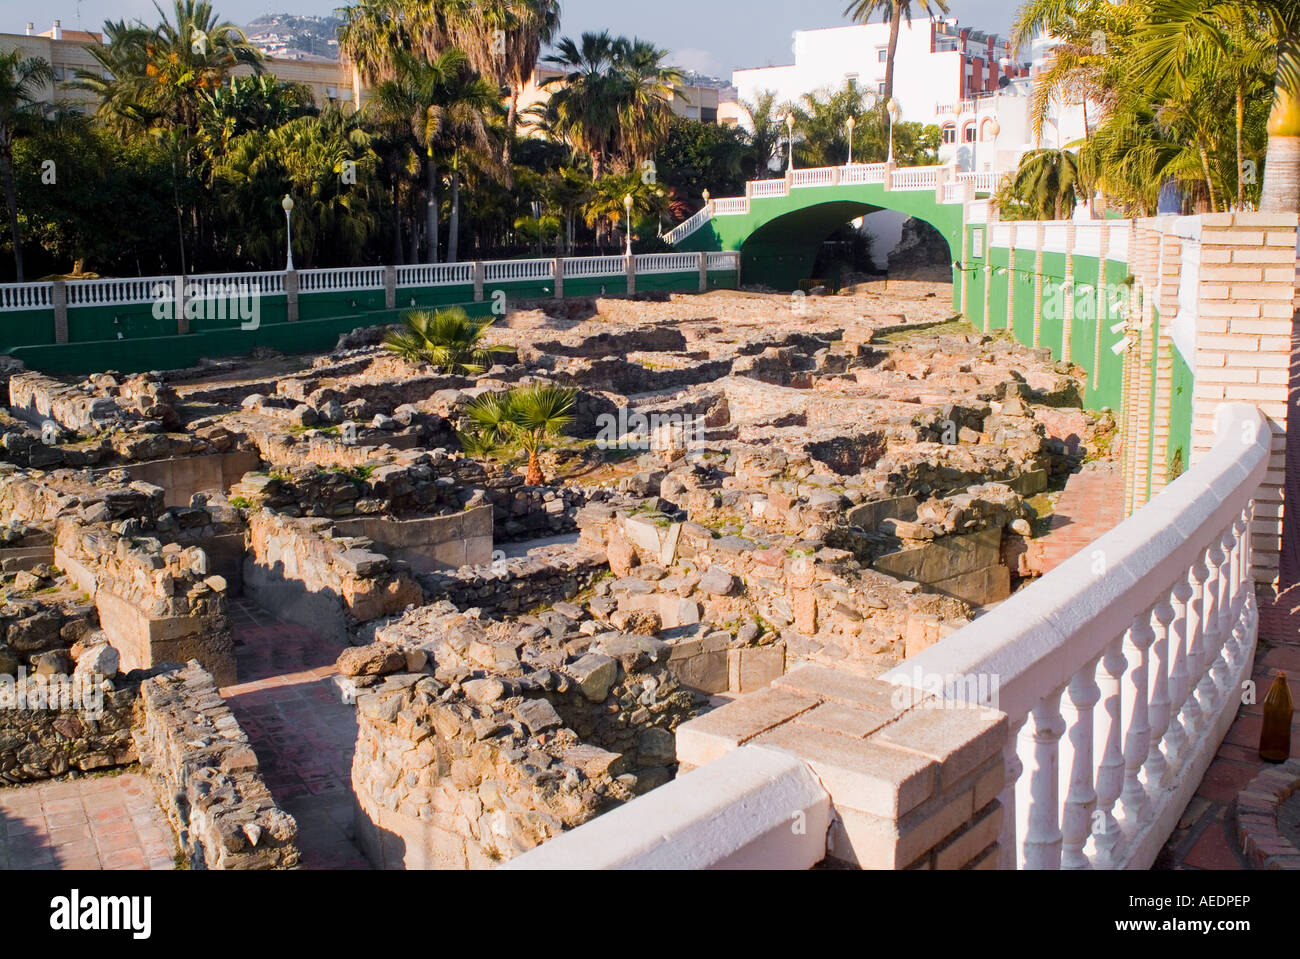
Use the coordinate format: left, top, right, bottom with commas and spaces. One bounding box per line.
662, 206, 714, 245
712, 197, 750, 215
959, 171, 1004, 193
792, 167, 836, 188
705, 251, 741, 271
840, 163, 888, 185
890, 165, 942, 191
750, 178, 790, 199
882, 402, 1270, 870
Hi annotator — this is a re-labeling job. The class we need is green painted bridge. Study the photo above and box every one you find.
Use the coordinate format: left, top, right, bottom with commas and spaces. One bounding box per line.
665, 163, 999, 292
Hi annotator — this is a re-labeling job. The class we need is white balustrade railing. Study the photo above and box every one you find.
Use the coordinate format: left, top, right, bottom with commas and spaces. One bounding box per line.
890, 165, 942, 191
484, 258, 554, 283
191, 271, 287, 296
792, 167, 836, 188
840, 163, 888, 185
0, 282, 53, 309
713, 197, 750, 215
66, 276, 167, 306
943, 182, 966, 204
563, 255, 626, 278
882, 402, 1270, 870
635, 252, 699, 274
298, 266, 385, 293
750, 178, 790, 198
706, 251, 741, 271
663, 206, 713, 245
959, 171, 1004, 193
396, 262, 474, 287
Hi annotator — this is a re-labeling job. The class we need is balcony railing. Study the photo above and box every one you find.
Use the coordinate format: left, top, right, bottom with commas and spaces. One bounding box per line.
502, 402, 1270, 870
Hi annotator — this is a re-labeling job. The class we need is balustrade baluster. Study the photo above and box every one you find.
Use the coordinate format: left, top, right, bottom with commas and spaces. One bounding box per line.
1060, 659, 1100, 869
1091, 638, 1127, 866
1164, 577, 1194, 769
1191, 552, 1219, 726
1118, 608, 1154, 830
1207, 537, 1232, 699
1144, 599, 1175, 789
1017, 689, 1067, 869
1000, 733, 1024, 870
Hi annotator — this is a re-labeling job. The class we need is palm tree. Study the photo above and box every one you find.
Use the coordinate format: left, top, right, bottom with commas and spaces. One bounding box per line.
74, 1, 262, 140
1134, 0, 1300, 213
436, 64, 504, 263
739, 89, 784, 177
383, 307, 511, 373
370, 47, 476, 263
998, 148, 1082, 220
0, 51, 53, 281
614, 38, 685, 169
843, 0, 950, 104
542, 31, 625, 179
442, 0, 560, 165
338, 0, 426, 86
460, 383, 576, 485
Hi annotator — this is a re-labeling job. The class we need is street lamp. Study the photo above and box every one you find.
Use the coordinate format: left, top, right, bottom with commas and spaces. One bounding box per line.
786, 113, 795, 172
886, 98, 902, 163
281, 194, 295, 272
846, 115, 856, 165
624, 193, 633, 257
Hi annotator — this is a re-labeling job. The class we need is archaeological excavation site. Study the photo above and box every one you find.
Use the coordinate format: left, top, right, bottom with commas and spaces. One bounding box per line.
0, 281, 1115, 871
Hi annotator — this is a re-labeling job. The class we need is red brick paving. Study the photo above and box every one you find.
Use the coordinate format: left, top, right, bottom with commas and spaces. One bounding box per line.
0, 774, 177, 870
1033, 462, 1126, 574
221, 600, 369, 870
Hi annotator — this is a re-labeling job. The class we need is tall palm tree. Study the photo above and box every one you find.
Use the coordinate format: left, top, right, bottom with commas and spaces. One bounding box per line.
370, 47, 475, 262
542, 31, 625, 179
843, 0, 950, 104
442, 0, 560, 165
436, 64, 504, 263
0, 51, 53, 281
998, 148, 1082, 219
1134, 0, 1300, 213
739, 89, 784, 177
614, 38, 685, 169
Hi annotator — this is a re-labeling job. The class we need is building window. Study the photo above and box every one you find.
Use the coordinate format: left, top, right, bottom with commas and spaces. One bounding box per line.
963, 123, 977, 143
325, 86, 338, 100
877, 48, 888, 63
942, 124, 957, 144
878, 82, 886, 96
701, 107, 718, 123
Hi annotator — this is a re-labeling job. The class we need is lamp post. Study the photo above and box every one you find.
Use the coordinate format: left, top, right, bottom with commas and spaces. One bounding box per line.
281, 194, 295, 272
624, 193, 633, 257
702, 188, 710, 210
846, 115, 856, 165
886, 97, 902, 164
786, 113, 795, 172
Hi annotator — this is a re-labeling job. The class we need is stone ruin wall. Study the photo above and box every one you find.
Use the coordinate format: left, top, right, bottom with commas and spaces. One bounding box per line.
349, 609, 701, 868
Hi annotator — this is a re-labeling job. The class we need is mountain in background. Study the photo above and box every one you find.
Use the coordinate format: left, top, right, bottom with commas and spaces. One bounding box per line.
244, 13, 343, 61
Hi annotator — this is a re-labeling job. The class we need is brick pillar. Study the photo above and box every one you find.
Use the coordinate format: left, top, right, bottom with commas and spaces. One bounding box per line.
676, 664, 1008, 870
626, 254, 636, 295
52, 280, 68, 344
553, 257, 564, 299
383, 266, 397, 310
1150, 224, 1182, 498
473, 261, 485, 302
1190, 213, 1298, 586
284, 270, 299, 323
175, 276, 189, 335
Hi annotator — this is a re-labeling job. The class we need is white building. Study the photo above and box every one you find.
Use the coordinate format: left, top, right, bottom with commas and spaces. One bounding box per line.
732, 18, 1027, 134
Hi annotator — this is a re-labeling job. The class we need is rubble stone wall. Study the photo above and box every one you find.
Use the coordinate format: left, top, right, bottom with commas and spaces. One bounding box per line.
135, 662, 300, 869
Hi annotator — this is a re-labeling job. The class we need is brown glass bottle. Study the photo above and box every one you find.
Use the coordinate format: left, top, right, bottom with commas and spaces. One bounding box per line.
1259, 671, 1294, 763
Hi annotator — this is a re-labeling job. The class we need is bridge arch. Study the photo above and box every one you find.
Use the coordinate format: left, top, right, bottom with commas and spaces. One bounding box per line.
667, 166, 969, 293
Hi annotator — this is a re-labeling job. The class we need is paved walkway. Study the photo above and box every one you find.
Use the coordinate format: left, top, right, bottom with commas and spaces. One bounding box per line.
221, 601, 369, 870
1033, 462, 1126, 574
0, 773, 177, 870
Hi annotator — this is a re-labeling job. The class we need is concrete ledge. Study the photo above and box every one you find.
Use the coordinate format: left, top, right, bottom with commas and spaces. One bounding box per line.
501, 745, 830, 870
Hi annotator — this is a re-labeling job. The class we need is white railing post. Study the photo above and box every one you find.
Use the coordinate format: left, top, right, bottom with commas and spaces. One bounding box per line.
1117, 607, 1155, 831
1164, 577, 1194, 769
1144, 599, 1175, 788
1018, 688, 1066, 869
1060, 658, 1101, 869
1091, 638, 1127, 866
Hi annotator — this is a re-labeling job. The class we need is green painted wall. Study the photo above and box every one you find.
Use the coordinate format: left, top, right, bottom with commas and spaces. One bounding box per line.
0, 309, 57, 347
1169, 345, 1194, 482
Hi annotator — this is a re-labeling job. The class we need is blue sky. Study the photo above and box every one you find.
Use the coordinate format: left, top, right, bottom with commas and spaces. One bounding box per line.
12, 0, 1024, 77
